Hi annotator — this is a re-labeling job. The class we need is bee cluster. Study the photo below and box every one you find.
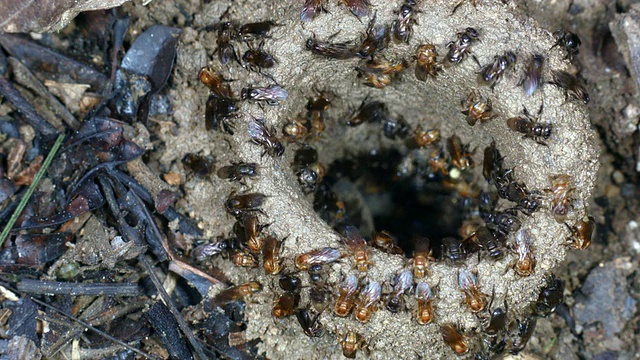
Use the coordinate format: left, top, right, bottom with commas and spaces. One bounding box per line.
184, 0, 599, 358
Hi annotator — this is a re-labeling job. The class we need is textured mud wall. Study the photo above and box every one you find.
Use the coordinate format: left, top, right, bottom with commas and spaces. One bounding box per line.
125, 0, 600, 358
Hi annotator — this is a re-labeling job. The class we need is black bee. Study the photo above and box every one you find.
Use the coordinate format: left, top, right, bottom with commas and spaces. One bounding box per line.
551, 30, 581, 60
306, 33, 356, 59
217, 162, 258, 182
356, 13, 389, 59
479, 51, 516, 89
241, 85, 288, 105
248, 118, 285, 157
521, 54, 544, 96
236, 21, 278, 41
391, 0, 419, 43
506, 105, 551, 145
445, 27, 479, 65
205, 95, 238, 134
301, 0, 327, 22
549, 70, 589, 104
214, 21, 237, 65
348, 99, 389, 126
243, 41, 276, 70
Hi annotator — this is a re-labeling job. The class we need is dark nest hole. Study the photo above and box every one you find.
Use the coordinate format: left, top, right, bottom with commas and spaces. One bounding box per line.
313, 148, 474, 260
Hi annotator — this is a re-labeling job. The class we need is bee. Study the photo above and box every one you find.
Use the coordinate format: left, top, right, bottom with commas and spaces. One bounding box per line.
443, 237, 467, 263
461, 90, 494, 126
211, 281, 262, 306
415, 282, 435, 325
214, 21, 237, 64
236, 21, 278, 41
205, 95, 238, 134
282, 117, 309, 142
232, 251, 259, 268
301, 0, 327, 22
308, 265, 331, 307
307, 89, 333, 113
354, 281, 381, 323
566, 216, 594, 250
191, 239, 228, 261
225, 192, 266, 218
479, 51, 516, 89
182, 153, 215, 177
547, 174, 574, 221
549, 70, 590, 104
341, 0, 371, 18
248, 118, 285, 157
199, 66, 233, 98
217, 162, 258, 182
535, 277, 564, 317
296, 309, 324, 337
242, 41, 276, 70
356, 14, 389, 59
305, 33, 356, 59
482, 141, 503, 183
334, 273, 359, 317
510, 228, 535, 276
356, 58, 406, 89
483, 294, 508, 336
506, 105, 552, 145
447, 135, 473, 171
459, 268, 488, 312
386, 269, 413, 313
242, 213, 264, 253
413, 125, 440, 148
370, 231, 404, 255
295, 247, 341, 270
263, 235, 284, 275
297, 163, 325, 193
415, 44, 440, 80
468, 226, 503, 259
492, 209, 521, 237
551, 30, 581, 60
241, 85, 288, 105
521, 54, 544, 96
272, 292, 301, 318
279, 274, 302, 293
445, 27, 480, 65
392, 0, 419, 43
440, 323, 469, 355
338, 331, 367, 359
347, 99, 389, 126
293, 146, 318, 168
508, 316, 537, 354
411, 237, 433, 278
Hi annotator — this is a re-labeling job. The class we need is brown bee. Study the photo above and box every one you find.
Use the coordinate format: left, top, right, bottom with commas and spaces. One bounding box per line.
547, 174, 574, 221
414, 44, 440, 80
341, 226, 372, 272
521, 54, 544, 96
301, 0, 327, 22
566, 216, 594, 250
549, 70, 590, 104
479, 51, 516, 89
199, 66, 233, 98
354, 281, 381, 323
459, 268, 488, 312
356, 14, 389, 59
447, 135, 473, 171
242, 41, 276, 70
387, 269, 413, 313
262, 235, 284, 274
510, 228, 535, 276
211, 281, 262, 306
282, 117, 309, 142
217, 162, 258, 183
307, 89, 333, 113
347, 99, 389, 126
392, 0, 419, 43
445, 27, 479, 65
428, 148, 450, 176
338, 331, 367, 359
295, 247, 341, 270
461, 90, 494, 126
507, 105, 551, 145
232, 251, 259, 268
305, 33, 356, 59
370, 230, 404, 255
241, 85, 288, 105
411, 237, 433, 278
341, 0, 371, 18
415, 282, 435, 325
242, 213, 264, 253
309, 112, 326, 139
225, 192, 266, 218
248, 118, 285, 157
272, 292, 300, 318
236, 21, 278, 41
334, 274, 359, 317
440, 323, 469, 355
296, 309, 324, 337
551, 30, 581, 60
356, 58, 406, 89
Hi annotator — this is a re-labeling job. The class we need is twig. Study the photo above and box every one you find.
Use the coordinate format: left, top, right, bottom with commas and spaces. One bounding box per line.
17, 279, 142, 296
0, 133, 65, 247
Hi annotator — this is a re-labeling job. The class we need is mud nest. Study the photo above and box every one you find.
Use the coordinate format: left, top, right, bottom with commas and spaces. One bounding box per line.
144, 0, 601, 358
